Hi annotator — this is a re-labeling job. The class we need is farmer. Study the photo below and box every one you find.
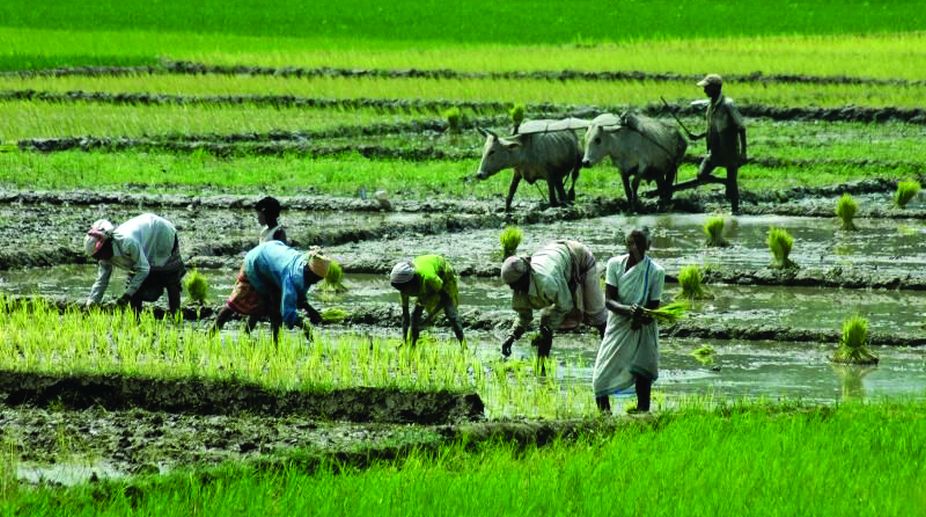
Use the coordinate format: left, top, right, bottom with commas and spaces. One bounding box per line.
84, 213, 185, 316
389, 255, 465, 348
211, 241, 329, 343
499, 240, 607, 362
685, 74, 748, 214
592, 229, 665, 414
256, 196, 287, 244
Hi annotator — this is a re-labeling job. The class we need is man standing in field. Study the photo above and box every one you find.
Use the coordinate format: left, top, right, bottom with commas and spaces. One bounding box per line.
686, 74, 748, 214
499, 240, 606, 368
84, 213, 185, 316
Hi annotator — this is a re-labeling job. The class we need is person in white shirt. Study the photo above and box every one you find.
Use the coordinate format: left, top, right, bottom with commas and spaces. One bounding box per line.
256, 196, 287, 244
84, 213, 185, 316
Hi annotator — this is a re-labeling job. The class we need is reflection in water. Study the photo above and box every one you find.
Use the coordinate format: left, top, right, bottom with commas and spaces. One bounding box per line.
831, 364, 877, 401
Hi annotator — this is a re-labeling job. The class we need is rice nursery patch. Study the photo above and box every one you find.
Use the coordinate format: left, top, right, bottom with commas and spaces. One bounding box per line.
0, 297, 597, 418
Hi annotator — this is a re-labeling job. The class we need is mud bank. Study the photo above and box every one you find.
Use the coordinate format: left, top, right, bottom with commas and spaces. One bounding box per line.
9, 61, 926, 88
0, 370, 484, 424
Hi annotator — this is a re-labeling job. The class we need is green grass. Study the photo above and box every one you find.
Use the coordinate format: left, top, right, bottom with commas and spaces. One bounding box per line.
0, 101, 419, 141
835, 193, 859, 230
0, 150, 913, 200
3, 1, 924, 45
0, 297, 595, 418
6, 401, 926, 516
4, 73, 926, 109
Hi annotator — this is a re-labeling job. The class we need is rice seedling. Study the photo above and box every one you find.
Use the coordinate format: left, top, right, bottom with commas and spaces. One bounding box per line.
832, 314, 879, 365
320, 307, 349, 324
894, 179, 921, 208
691, 344, 716, 366
642, 301, 688, 325
443, 107, 462, 133
702, 216, 729, 247
675, 265, 710, 300
183, 269, 209, 305
499, 226, 522, 259
508, 103, 525, 131
319, 260, 347, 294
835, 193, 858, 230
766, 227, 797, 269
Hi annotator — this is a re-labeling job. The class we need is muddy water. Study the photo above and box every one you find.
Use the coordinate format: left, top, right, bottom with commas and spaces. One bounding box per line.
3, 269, 925, 337
0, 204, 424, 259
326, 213, 926, 276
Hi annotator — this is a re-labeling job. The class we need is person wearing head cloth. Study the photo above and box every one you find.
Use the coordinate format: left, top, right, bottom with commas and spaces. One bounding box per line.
211, 241, 329, 343
592, 228, 665, 414
389, 255, 465, 348
83, 213, 185, 315
499, 240, 607, 365
685, 73, 748, 214
255, 196, 288, 244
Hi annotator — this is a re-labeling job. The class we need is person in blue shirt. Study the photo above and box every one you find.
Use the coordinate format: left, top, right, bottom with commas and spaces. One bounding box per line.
211, 241, 330, 343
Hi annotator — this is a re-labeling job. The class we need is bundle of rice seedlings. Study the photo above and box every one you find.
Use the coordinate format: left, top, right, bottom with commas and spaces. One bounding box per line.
183, 269, 209, 305
703, 216, 729, 247
832, 315, 879, 365
499, 226, 523, 259
835, 193, 858, 230
443, 107, 463, 133
676, 264, 710, 300
642, 300, 688, 325
894, 179, 921, 208
320, 307, 350, 324
691, 344, 716, 366
319, 260, 347, 293
509, 103, 526, 131
766, 227, 797, 269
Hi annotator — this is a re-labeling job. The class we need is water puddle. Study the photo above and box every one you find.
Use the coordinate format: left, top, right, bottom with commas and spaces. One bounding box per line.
16, 459, 128, 486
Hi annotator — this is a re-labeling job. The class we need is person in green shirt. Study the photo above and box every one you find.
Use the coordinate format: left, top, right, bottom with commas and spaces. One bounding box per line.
389, 255, 466, 348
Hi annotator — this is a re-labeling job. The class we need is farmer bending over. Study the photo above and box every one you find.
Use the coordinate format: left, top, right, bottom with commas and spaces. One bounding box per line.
499, 240, 606, 365
390, 255, 465, 348
84, 213, 185, 316
686, 74, 748, 214
212, 241, 330, 343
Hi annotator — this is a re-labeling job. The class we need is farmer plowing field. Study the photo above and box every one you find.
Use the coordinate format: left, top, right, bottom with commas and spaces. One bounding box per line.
685, 73, 749, 214
390, 255, 466, 349
499, 240, 607, 365
211, 241, 331, 343
84, 213, 186, 317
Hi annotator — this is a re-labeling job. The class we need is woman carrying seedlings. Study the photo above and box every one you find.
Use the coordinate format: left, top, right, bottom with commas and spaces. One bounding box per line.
389, 255, 465, 348
255, 196, 287, 244
499, 240, 607, 361
83, 213, 186, 316
211, 241, 330, 343
592, 229, 665, 414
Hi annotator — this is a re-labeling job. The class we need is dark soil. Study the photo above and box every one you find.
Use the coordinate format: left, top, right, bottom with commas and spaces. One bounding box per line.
0, 370, 484, 424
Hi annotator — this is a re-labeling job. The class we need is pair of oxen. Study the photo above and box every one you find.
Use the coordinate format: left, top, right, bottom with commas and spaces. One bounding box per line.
474, 113, 688, 212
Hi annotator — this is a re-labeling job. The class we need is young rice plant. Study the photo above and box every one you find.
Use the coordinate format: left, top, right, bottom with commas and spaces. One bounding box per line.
832, 314, 879, 365
499, 226, 523, 259
183, 269, 209, 305
835, 193, 858, 230
766, 227, 797, 269
894, 179, 921, 208
676, 265, 710, 300
703, 216, 729, 247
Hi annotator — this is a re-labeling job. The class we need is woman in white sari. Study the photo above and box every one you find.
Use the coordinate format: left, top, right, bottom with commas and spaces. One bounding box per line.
592, 229, 665, 413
